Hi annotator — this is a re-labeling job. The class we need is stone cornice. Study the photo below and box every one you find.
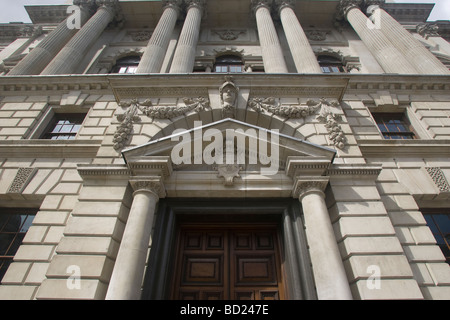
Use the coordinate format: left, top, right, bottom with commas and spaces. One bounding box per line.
327, 164, 382, 178
1, 74, 449, 98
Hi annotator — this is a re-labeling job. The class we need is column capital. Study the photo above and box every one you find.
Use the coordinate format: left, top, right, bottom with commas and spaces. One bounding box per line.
293, 176, 330, 200
185, 0, 206, 10
275, 0, 295, 12
163, 0, 183, 14
130, 176, 166, 198
336, 0, 363, 20
251, 0, 272, 13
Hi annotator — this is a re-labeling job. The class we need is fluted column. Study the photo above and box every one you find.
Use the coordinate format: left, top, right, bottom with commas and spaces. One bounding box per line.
106, 178, 165, 300
8, 0, 94, 75
294, 177, 353, 300
252, 0, 288, 73
136, 0, 181, 74
367, 4, 450, 75
169, 0, 204, 73
277, 0, 321, 73
41, 0, 118, 75
340, 0, 417, 74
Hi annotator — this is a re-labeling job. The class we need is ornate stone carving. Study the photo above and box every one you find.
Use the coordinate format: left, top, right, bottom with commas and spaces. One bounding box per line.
129, 177, 166, 198
426, 167, 450, 193
220, 77, 239, 119
416, 23, 440, 39
336, 0, 363, 19
7, 168, 37, 194
216, 164, 242, 186
113, 99, 142, 151
214, 30, 246, 41
305, 30, 329, 41
130, 31, 152, 41
316, 99, 347, 150
293, 177, 330, 199
114, 97, 210, 150
248, 97, 321, 119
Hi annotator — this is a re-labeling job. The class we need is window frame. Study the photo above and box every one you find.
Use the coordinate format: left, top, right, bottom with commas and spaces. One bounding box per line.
421, 208, 450, 264
40, 113, 86, 140
372, 112, 417, 140
0, 208, 37, 282
214, 55, 244, 74
110, 55, 141, 74
318, 55, 346, 74
29, 107, 88, 141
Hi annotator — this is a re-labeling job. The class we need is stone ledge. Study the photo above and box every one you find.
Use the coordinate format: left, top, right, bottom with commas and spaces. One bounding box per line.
0, 139, 102, 158
359, 139, 450, 157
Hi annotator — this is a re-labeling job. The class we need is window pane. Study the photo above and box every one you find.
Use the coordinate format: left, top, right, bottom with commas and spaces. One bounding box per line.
0, 209, 37, 281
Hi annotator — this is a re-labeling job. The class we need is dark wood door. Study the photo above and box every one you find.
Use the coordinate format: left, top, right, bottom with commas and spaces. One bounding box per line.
170, 223, 285, 300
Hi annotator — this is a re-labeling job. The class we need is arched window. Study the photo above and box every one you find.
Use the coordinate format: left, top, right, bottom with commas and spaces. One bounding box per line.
214, 55, 244, 73
318, 55, 346, 73
111, 55, 141, 74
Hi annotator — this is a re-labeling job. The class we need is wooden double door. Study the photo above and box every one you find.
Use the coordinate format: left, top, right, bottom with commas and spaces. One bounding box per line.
170, 223, 285, 300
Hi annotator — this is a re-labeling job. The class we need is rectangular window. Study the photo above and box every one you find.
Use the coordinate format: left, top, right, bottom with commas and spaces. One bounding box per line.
372, 113, 416, 140
0, 208, 37, 282
40, 113, 86, 140
422, 209, 450, 264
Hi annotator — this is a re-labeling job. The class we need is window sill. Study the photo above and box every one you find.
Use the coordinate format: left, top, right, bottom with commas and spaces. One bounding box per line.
358, 139, 450, 157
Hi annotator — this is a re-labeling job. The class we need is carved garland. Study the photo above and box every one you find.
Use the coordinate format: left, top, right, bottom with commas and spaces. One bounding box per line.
113, 97, 210, 150
248, 97, 347, 149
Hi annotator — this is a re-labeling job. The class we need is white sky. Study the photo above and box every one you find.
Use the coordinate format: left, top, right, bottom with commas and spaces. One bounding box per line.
0, 0, 448, 23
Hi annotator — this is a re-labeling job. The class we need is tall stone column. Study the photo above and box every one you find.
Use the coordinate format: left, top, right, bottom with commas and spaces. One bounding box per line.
136, 0, 181, 74
252, 0, 288, 73
277, 0, 321, 73
169, 0, 205, 73
294, 177, 353, 300
106, 178, 165, 300
339, 0, 417, 74
41, 0, 118, 75
8, 0, 94, 75
367, 4, 450, 75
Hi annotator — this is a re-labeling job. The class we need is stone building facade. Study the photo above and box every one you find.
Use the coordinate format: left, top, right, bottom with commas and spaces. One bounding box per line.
0, 0, 449, 300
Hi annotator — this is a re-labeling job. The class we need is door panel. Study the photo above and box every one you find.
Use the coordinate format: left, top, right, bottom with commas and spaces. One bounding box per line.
171, 224, 284, 300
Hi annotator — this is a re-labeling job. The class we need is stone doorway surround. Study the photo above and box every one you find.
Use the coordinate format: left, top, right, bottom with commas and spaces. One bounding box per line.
70, 118, 382, 300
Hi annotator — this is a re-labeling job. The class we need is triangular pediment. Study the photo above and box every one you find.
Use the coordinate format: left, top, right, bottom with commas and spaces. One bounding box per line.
122, 118, 335, 174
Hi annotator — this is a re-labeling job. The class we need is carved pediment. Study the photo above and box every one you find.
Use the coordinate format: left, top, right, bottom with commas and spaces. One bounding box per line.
122, 118, 336, 174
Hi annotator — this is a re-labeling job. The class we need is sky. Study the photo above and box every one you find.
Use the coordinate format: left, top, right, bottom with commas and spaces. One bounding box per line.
0, 0, 448, 23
